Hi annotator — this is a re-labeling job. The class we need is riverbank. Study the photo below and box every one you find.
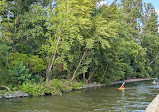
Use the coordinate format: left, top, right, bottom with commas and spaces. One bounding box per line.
0, 78, 154, 98
0, 79, 83, 98
82, 78, 153, 88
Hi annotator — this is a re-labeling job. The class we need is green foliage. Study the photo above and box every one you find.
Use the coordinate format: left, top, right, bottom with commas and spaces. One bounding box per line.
143, 3, 158, 35
30, 74, 44, 83
72, 81, 84, 89
56, 80, 73, 92
140, 3, 159, 77
9, 52, 46, 74
0, 42, 8, 85
46, 79, 83, 92
17, 3, 47, 54
8, 62, 31, 85
18, 79, 83, 96
0, 90, 5, 94
19, 82, 45, 96
1, 0, 159, 89
0, 42, 8, 66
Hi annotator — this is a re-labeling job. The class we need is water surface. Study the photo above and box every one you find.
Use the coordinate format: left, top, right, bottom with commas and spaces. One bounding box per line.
0, 80, 158, 112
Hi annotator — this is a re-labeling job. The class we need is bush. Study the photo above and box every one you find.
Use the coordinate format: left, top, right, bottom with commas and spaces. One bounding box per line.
57, 79, 73, 92
44, 80, 62, 95
45, 79, 72, 93
72, 81, 84, 89
18, 82, 45, 96
30, 74, 44, 83
18, 79, 84, 96
8, 62, 31, 85
18, 81, 62, 96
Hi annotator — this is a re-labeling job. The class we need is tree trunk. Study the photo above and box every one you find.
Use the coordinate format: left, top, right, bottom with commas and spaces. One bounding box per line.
149, 51, 159, 66
87, 73, 92, 84
83, 72, 86, 80
86, 67, 97, 84
102, 65, 108, 80
1, 85, 13, 94
70, 49, 87, 81
46, 36, 61, 81
67, 66, 71, 79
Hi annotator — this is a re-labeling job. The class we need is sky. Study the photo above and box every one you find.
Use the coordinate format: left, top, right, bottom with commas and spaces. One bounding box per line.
144, 0, 159, 15
105, 0, 159, 18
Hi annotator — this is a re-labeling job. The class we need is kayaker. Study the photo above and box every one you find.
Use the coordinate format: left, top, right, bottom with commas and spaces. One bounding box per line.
118, 82, 125, 90
120, 82, 125, 88
152, 80, 156, 84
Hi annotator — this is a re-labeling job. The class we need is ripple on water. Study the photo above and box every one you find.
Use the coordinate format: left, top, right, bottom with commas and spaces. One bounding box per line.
0, 80, 159, 112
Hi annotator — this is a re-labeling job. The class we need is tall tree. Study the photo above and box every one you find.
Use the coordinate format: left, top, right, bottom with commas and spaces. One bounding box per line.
0, 0, 51, 51
141, 3, 159, 77
44, 0, 82, 81
69, 2, 118, 81
120, 0, 143, 41
0, 0, 51, 83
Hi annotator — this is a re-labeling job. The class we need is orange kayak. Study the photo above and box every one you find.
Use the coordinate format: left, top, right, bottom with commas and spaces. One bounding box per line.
152, 81, 156, 84
118, 88, 125, 90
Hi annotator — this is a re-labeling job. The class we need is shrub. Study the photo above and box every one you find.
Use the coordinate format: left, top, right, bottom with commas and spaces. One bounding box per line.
18, 79, 84, 96
8, 62, 31, 85
72, 81, 84, 89
18, 82, 45, 96
46, 79, 84, 92
57, 79, 73, 92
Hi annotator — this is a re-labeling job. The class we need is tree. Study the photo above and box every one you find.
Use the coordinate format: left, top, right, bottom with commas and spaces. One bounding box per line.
141, 3, 159, 77
44, 0, 82, 81
16, 3, 47, 54
0, 0, 50, 83
69, 8, 118, 81
120, 0, 143, 41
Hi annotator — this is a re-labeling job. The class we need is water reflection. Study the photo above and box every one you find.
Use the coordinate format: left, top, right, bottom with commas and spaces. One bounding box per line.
0, 80, 158, 112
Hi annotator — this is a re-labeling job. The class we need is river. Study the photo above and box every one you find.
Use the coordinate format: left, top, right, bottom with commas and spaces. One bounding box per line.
0, 80, 158, 112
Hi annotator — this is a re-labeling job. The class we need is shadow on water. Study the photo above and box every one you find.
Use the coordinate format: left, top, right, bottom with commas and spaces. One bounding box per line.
0, 80, 158, 112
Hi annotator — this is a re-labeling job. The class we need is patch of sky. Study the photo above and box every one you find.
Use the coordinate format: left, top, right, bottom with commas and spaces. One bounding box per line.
105, 0, 159, 20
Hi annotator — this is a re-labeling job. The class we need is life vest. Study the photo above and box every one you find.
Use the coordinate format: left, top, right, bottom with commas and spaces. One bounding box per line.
121, 85, 124, 88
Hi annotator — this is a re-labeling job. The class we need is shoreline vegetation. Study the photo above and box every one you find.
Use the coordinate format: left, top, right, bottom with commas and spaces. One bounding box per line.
0, 78, 153, 99
0, 79, 84, 98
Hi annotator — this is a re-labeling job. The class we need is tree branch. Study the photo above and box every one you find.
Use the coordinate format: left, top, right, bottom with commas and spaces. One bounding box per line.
149, 51, 159, 66
1, 85, 13, 94
70, 49, 88, 81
